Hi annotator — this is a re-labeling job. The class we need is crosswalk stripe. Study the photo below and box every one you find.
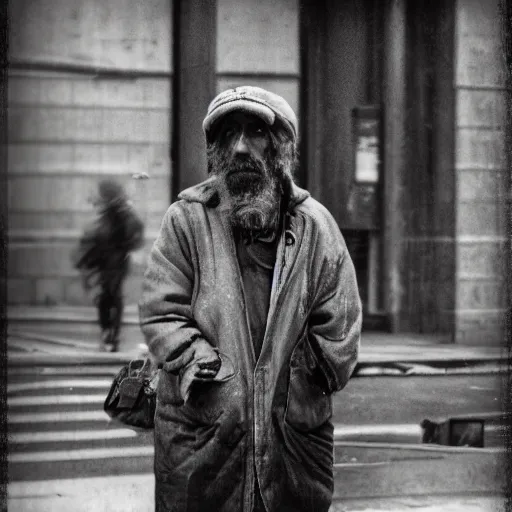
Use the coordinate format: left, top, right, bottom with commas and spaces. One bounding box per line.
9, 394, 105, 406
8, 366, 120, 376
7, 473, 155, 498
8, 380, 112, 393
9, 445, 154, 463
7, 339, 95, 355
8, 330, 98, 350
334, 424, 423, 437
7, 366, 154, 481
7, 340, 68, 354
333, 423, 503, 439
11, 429, 139, 444
8, 410, 110, 424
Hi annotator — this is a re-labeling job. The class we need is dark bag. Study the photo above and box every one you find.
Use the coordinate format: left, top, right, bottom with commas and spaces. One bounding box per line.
103, 358, 159, 429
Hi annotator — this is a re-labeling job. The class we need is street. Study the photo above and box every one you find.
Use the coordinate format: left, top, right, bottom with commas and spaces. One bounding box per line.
6, 0, 510, 508
6, 323, 508, 510
335, 373, 505, 426
8, 361, 506, 481
8, 361, 154, 482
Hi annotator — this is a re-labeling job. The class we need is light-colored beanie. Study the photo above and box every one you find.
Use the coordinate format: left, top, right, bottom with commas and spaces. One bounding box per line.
203, 86, 298, 142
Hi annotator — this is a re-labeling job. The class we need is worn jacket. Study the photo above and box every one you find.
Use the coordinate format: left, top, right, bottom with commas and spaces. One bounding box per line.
139, 176, 362, 512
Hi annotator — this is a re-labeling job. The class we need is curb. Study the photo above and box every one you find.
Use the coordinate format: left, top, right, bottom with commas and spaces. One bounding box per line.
7, 311, 140, 326
7, 351, 507, 376
353, 360, 508, 377
7, 307, 510, 371
333, 420, 507, 447
7, 349, 507, 376
7, 352, 136, 367
332, 448, 505, 500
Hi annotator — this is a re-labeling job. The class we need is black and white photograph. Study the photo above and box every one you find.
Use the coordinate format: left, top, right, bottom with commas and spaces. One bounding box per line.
2, 1, 511, 511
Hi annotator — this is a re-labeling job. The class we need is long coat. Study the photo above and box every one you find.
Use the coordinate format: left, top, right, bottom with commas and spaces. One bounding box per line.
139, 177, 362, 512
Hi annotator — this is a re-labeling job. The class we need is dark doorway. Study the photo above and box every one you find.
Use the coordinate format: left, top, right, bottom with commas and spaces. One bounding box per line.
301, 0, 386, 330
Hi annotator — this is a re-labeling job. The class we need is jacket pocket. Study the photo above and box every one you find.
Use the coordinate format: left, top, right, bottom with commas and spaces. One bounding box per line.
158, 364, 241, 427
284, 337, 332, 432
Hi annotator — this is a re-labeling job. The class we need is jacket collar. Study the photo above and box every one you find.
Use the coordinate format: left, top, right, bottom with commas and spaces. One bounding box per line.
178, 175, 310, 212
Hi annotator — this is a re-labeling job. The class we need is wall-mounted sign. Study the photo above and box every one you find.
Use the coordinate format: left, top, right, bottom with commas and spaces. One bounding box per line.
348, 105, 381, 230
353, 106, 380, 183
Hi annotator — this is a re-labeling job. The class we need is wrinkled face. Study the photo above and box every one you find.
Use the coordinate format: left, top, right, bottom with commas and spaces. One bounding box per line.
207, 112, 283, 236
213, 111, 273, 196
220, 111, 270, 159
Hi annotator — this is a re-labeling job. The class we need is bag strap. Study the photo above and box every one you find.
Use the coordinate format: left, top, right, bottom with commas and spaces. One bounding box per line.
128, 358, 155, 381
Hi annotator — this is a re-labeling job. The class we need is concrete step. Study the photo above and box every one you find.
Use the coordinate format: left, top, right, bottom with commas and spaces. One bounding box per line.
9, 441, 506, 495
8, 352, 135, 367
8, 379, 112, 396
7, 337, 97, 355
330, 494, 505, 512
332, 447, 505, 500
9, 409, 111, 429
335, 444, 446, 464
10, 420, 113, 434
7, 365, 121, 380
8, 394, 105, 414
11, 428, 153, 453
8, 329, 101, 351
8, 446, 154, 481
333, 422, 507, 448
334, 439, 506, 462
7, 306, 139, 324
8, 474, 505, 512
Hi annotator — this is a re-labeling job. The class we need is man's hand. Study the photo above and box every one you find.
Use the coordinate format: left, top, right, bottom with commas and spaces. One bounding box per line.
163, 338, 222, 402
163, 338, 221, 377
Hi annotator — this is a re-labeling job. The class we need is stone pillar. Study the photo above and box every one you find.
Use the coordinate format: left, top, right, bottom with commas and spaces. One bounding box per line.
173, 0, 217, 198
382, 0, 407, 332
453, 0, 508, 344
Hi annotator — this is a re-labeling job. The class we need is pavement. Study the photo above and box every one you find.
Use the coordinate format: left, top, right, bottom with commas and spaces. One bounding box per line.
7, 474, 507, 512
5, 305, 511, 511
6, 305, 511, 371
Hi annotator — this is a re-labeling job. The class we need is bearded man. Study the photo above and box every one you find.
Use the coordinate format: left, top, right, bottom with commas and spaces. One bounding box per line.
139, 86, 362, 512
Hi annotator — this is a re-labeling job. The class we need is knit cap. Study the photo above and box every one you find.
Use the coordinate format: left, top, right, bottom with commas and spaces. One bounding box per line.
203, 86, 298, 142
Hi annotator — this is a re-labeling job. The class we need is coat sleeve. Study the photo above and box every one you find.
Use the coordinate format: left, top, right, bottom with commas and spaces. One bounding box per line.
306, 222, 362, 394
139, 202, 206, 366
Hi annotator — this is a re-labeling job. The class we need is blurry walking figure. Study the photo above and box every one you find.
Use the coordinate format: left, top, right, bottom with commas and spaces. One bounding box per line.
74, 179, 145, 352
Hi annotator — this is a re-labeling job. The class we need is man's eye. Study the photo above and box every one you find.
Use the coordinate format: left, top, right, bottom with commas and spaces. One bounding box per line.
221, 127, 236, 139
248, 124, 266, 137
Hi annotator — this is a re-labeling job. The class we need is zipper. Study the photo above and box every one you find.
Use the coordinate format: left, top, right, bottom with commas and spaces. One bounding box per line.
251, 216, 295, 510
266, 213, 294, 335
221, 217, 256, 512
266, 215, 288, 321
222, 210, 296, 511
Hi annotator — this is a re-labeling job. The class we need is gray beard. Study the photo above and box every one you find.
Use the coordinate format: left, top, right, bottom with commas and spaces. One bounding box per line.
207, 146, 283, 236
228, 182, 281, 236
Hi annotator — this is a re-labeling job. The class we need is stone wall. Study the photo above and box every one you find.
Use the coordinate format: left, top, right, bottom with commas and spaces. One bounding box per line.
215, 0, 300, 128
7, 0, 301, 309
454, 0, 507, 344
7, 0, 173, 306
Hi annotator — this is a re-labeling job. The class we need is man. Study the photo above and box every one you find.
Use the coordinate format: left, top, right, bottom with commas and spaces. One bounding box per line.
74, 179, 144, 352
139, 86, 362, 512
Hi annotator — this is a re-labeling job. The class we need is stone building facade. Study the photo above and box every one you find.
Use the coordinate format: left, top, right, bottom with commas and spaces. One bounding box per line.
7, 0, 508, 345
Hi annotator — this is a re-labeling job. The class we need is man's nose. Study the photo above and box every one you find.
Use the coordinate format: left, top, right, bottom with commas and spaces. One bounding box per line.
233, 133, 250, 155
